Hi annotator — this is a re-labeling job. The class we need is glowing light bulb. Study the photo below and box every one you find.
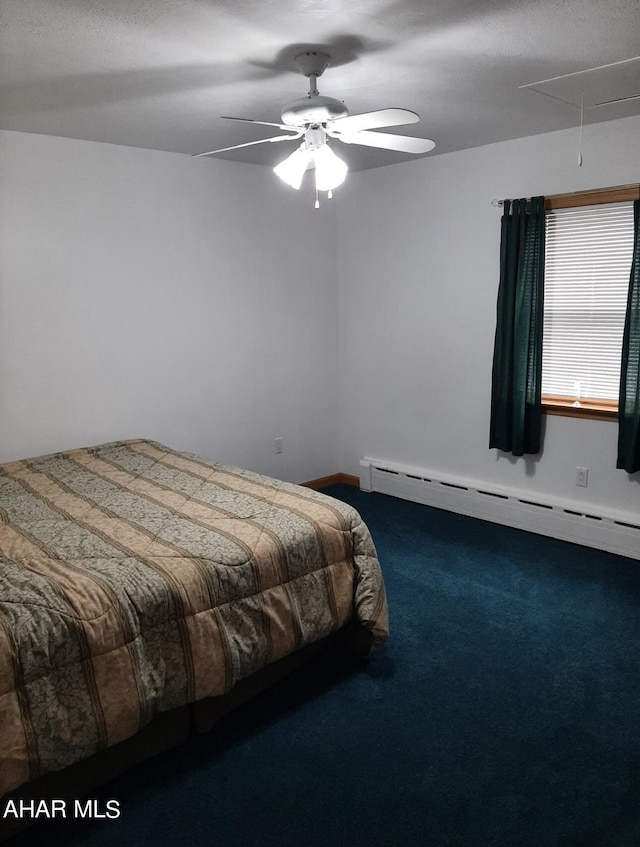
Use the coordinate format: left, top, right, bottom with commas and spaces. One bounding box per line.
312, 144, 348, 192
273, 146, 311, 190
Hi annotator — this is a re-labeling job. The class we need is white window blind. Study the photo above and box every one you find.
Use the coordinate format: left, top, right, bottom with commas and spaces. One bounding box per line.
542, 202, 634, 404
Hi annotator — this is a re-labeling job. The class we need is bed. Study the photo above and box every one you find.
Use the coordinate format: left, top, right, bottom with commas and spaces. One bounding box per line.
0, 439, 388, 826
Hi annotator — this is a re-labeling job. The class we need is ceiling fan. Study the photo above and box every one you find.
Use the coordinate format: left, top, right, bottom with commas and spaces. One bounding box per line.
194, 51, 435, 205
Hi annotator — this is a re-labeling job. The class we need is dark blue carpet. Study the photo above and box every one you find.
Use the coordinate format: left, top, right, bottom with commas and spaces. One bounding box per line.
9, 488, 640, 846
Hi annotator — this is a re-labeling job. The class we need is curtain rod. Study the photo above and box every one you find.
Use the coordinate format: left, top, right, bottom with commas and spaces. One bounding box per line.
491, 183, 640, 208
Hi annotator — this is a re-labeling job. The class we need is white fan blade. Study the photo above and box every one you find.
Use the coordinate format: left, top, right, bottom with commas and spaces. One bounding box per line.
327, 108, 419, 133
338, 130, 435, 154
193, 132, 303, 158
221, 115, 300, 132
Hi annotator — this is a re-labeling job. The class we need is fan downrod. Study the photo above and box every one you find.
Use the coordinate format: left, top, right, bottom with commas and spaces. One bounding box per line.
281, 51, 348, 125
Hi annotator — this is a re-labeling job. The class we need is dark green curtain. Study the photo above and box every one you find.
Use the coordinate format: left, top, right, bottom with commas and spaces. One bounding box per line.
617, 199, 640, 474
489, 196, 545, 456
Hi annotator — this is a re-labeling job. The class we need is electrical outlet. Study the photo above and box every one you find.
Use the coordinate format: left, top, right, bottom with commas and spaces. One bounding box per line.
575, 467, 588, 487
274, 437, 283, 454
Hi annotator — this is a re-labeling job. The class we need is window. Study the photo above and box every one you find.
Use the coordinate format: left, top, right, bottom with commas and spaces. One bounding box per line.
540, 187, 638, 421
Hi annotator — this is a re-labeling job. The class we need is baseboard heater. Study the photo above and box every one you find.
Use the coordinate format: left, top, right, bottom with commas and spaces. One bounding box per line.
359, 457, 640, 561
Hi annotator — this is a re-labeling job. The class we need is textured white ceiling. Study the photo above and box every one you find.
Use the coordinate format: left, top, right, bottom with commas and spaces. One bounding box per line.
1, 0, 639, 171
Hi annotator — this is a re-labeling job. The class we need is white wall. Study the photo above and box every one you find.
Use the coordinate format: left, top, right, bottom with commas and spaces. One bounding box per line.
3, 118, 639, 516
336, 115, 640, 518
0, 130, 339, 482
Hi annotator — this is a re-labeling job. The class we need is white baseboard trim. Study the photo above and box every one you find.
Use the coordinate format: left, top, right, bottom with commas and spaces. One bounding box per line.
359, 457, 640, 561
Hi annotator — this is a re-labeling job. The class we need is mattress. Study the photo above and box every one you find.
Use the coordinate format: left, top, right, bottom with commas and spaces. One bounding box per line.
0, 439, 388, 798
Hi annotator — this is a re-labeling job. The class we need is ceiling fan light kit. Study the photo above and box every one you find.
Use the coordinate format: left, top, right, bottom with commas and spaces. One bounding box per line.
194, 49, 435, 206
273, 123, 348, 194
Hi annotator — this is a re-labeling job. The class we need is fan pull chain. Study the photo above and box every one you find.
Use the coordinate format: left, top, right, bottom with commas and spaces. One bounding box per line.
577, 92, 584, 167
314, 189, 335, 207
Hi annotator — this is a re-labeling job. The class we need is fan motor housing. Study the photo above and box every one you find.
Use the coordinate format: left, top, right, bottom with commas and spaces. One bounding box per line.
281, 95, 348, 126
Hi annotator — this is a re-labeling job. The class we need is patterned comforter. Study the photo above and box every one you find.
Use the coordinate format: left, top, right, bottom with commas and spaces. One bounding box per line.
0, 440, 388, 797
